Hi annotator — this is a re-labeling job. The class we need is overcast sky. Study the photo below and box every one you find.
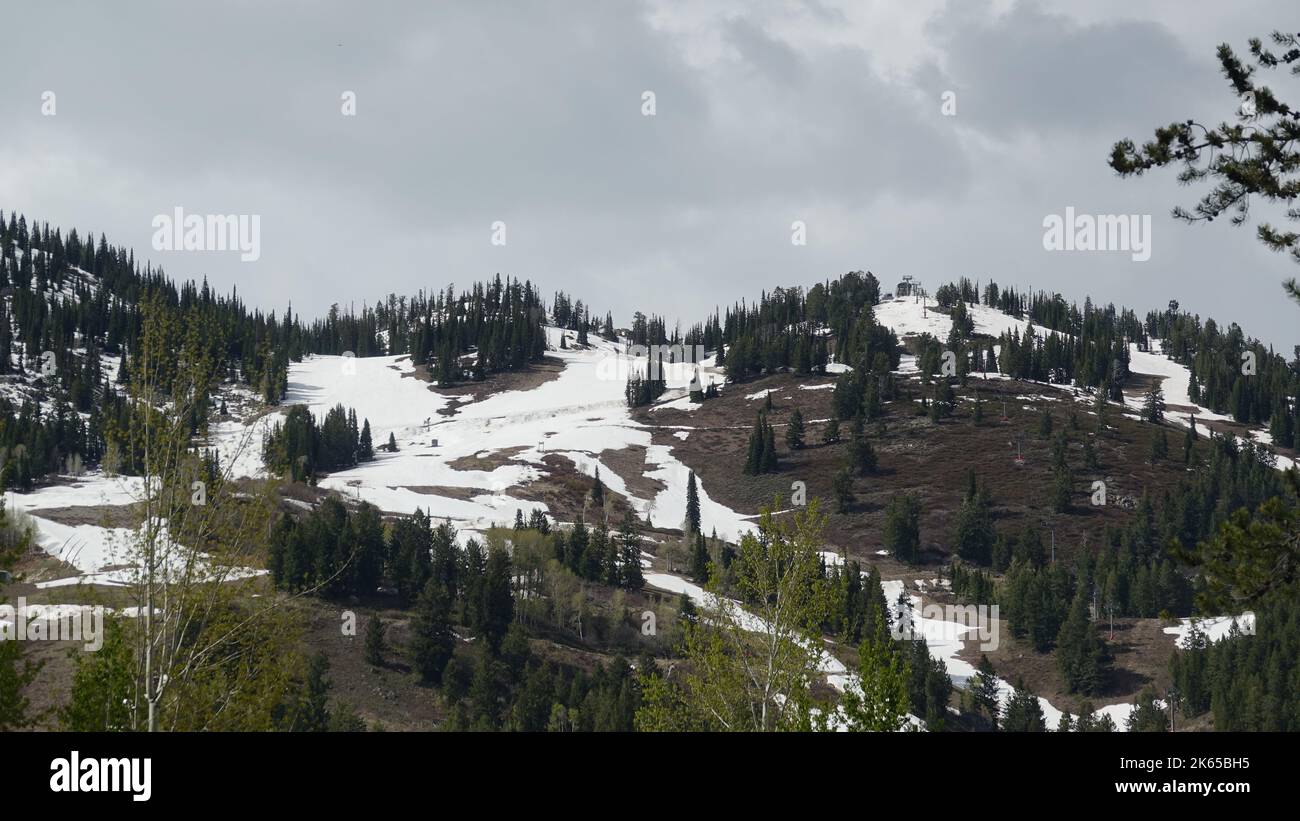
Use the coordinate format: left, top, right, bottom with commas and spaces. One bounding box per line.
2, 0, 1297, 350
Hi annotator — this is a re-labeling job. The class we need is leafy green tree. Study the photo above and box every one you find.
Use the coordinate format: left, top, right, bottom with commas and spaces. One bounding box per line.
62, 618, 132, 731
636, 501, 833, 731
0, 631, 41, 730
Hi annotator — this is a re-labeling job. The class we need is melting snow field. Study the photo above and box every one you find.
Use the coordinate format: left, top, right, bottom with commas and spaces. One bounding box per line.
1164, 613, 1256, 645
6, 477, 145, 582
250, 330, 758, 541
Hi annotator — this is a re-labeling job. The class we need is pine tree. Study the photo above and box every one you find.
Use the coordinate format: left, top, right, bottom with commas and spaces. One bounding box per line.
690, 532, 710, 582
883, 493, 922, 564
528, 508, 550, 534
1075, 700, 1116, 732
1051, 468, 1072, 513
1083, 437, 1099, 470
478, 544, 515, 653
1150, 428, 1168, 461
1001, 678, 1046, 732
685, 471, 701, 534
411, 580, 456, 685
822, 417, 840, 444
744, 416, 762, 474
387, 431, 399, 452
763, 417, 778, 472
1142, 385, 1165, 424
862, 378, 883, 421
786, 408, 806, 450
953, 480, 995, 565
971, 654, 1001, 727
359, 419, 374, 461
846, 417, 876, 475
1125, 686, 1168, 732
832, 467, 854, 513
291, 652, 333, 732
618, 512, 644, 589
840, 637, 910, 732
591, 467, 605, 510
1056, 589, 1111, 695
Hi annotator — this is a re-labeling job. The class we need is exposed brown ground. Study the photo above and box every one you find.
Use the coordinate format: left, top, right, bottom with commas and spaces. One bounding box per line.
445, 445, 532, 472
597, 444, 667, 501
636, 368, 1233, 708
639, 371, 1199, 569
406, 356, 566, 406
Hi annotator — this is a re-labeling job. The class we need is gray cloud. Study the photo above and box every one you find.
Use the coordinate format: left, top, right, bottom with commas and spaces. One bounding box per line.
0, 0, 1295, 349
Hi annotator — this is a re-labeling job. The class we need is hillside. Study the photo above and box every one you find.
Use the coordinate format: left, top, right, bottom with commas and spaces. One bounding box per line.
1, 230, 1297, 733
